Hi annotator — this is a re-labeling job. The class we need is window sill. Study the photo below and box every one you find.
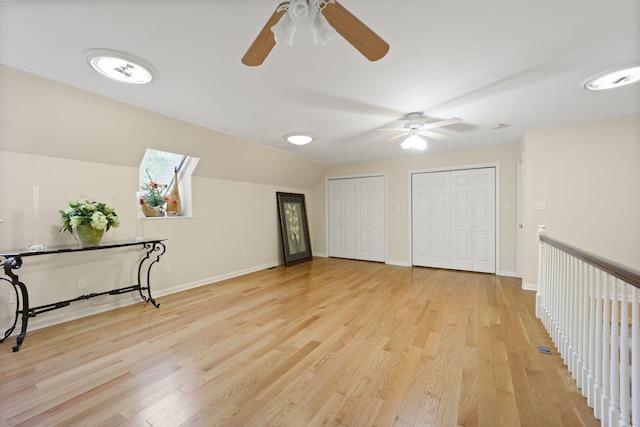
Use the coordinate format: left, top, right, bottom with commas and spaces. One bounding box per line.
138, 215, 194, 220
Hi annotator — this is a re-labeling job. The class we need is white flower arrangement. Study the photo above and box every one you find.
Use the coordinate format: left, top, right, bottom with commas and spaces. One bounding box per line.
59, 199, 120, 233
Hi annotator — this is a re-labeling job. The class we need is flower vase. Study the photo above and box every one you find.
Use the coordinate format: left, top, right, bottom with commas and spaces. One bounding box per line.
166, 167, 181, 216
140, 200, 164, 217
28, 184, 46, 252
76, 224, 105, 246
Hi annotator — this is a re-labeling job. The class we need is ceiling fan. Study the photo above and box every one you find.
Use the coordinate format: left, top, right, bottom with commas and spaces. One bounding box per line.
242, 0, 389, 66
378, 113, 463, 149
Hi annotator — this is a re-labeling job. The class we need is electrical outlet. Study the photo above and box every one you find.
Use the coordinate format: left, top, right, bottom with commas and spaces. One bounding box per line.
163, 264, 170, 273
8, 290, 17, 304
77, 278, 86, 290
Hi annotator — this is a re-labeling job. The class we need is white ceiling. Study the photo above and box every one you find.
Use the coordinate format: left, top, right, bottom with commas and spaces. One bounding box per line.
1, 0, 639, 166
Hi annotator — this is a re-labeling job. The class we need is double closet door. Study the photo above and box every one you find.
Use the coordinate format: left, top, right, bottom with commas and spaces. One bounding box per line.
412, 168, 496, 273
328, 176, 385, 262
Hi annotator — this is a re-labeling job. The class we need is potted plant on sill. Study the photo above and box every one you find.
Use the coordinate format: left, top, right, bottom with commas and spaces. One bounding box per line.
140, 169, 168, 217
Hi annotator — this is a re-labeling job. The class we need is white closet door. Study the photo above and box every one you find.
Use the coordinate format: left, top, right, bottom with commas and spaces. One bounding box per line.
412, 173, 431, 267
329, 176, 385, 262
411, 167, 496, 273
328, 179, 355, 258
430, 172, 451, 268
451, 170, 473, 271
472, 168, 496, 273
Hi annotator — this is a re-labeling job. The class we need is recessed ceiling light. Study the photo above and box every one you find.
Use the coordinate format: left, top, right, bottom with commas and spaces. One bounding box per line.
584, 64, 640, 91
285, 133, 315, 145
85, 49, 155, 84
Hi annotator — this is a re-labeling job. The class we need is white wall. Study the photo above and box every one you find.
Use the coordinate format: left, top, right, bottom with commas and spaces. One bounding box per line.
522, 115, 640, 287
311, 144, 520, 275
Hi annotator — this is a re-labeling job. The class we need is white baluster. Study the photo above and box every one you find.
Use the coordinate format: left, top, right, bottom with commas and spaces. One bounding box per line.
562, 252, 570, 362
618, 282, 630, 427
594, 269, 603, 418
608, 277, 620, 427
632, 286, 639, 427
575, 260, 589, 390
587, 265, 597, 407
552, 247, 561, 348
602, 274, 611, 423
568, 256, 577, 375
578, 260, 588, 391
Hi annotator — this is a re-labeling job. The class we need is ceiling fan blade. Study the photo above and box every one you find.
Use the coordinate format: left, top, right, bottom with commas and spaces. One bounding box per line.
322, 1, 389, 61
419, 130, 448, 140
377, 133, 407, 146
378, 127, 408, 132
241, 6, 288, 66
420, 117, 463, 130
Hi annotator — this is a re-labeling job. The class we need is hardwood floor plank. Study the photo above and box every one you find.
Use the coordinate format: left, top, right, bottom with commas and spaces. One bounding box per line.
0, 258, 598, 426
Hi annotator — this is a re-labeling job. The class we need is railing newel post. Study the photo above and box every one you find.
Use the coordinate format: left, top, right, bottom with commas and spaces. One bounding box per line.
536, 225, 547, 318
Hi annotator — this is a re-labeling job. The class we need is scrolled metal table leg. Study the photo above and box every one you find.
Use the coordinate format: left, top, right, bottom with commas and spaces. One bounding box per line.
137, 241, 165, 308
1, 256, 30, 351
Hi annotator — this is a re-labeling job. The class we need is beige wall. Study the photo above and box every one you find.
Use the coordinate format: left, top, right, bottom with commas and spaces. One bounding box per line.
522, 115, 640, 287
0, 65, 328, 189
0, 66, 328, 332
0, 151, 314, 330
311, 144, 520, 274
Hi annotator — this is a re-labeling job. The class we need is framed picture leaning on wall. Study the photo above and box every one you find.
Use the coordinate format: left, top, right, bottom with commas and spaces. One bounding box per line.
276, 192, 312, 266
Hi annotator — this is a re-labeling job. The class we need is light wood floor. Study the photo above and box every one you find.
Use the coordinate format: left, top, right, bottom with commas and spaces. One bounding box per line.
0, 258, 599, 427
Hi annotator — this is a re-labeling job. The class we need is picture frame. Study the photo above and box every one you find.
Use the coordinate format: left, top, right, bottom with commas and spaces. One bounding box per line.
276, 192, 313, 266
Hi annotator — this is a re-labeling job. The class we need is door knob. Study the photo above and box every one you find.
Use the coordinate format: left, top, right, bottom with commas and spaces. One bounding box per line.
518, 224, 523, 229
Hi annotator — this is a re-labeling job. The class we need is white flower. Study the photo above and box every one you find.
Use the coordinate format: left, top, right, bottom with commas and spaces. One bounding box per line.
109, 215, 120, 228
90, 212, 108, 230
70, 216, 81, 228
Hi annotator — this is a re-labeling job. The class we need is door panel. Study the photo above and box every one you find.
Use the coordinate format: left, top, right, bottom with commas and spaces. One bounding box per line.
430, 172, 450, 268
472, 168, 495, 273
451, 170, 472, 270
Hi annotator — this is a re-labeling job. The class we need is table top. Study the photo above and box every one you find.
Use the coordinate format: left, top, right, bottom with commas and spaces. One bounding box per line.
0, 238, 166, 258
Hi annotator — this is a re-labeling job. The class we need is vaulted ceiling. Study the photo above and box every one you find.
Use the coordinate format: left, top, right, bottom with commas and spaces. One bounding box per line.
1, 0, 638, 165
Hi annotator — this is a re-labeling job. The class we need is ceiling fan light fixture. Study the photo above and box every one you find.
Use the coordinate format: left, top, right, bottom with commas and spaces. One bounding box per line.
584, 64, 640, 91
312, 12, 335, 46
85, 49, 155, 84
401, 134, 427, 150
272, 14, 297, 45
289, 0, 317, 26
285, 133, 315, 145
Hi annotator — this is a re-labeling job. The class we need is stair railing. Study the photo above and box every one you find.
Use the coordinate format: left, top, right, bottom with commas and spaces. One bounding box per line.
536, 225, 640, 427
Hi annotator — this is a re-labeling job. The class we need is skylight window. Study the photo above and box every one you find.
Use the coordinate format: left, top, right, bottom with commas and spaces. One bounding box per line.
139, 149, 199, 217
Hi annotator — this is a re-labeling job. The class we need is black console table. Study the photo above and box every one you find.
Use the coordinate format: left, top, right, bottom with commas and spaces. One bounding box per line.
0, 238, 166, 352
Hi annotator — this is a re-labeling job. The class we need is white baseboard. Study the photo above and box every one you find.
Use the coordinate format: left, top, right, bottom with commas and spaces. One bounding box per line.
498, 270, 519, 278
385, 260, 411, 267
313, 252, 328, 258
522, 283, 538, 291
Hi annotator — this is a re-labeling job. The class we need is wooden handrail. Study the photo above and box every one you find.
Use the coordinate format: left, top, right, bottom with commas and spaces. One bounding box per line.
540, 235, 640, 289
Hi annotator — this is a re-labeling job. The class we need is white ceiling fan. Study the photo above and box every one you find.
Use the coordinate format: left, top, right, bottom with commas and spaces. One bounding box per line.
242, 0, 389, 66
378, 113, 463, 149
